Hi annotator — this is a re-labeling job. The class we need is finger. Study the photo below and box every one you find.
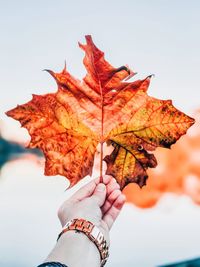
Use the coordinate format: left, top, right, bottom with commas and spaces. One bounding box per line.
102, 189, 121, 215
102, 175, 113, 185
70, 175, 113, 202
70, 178, 100, 202
103, 194, 126, 230
91, 183, 107, 207
101, 178, 120, 215
106, 178, 120, 197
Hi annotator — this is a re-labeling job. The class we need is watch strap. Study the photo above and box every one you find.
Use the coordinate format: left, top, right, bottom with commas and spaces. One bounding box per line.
57, 218, 109, 266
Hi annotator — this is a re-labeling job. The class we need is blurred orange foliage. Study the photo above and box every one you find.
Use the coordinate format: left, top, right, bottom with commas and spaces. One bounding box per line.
124, 110, 200, 208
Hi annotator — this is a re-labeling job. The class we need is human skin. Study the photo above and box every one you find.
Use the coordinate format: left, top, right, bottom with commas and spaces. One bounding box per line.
44, 175, 126, 267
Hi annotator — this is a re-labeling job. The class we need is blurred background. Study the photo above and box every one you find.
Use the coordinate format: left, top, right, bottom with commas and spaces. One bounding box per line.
0, 1, 200, 266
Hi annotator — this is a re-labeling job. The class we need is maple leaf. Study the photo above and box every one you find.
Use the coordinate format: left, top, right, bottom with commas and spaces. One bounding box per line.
6, 35, 195, 189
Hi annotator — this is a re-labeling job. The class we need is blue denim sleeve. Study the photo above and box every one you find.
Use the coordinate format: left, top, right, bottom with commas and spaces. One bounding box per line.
37, 262, 68, 267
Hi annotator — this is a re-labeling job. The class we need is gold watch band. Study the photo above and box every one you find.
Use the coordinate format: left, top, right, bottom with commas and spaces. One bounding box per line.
57, 218, 109, 266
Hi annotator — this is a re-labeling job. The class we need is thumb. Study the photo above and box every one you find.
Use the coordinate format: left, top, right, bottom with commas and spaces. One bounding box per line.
91, 183, 106, 207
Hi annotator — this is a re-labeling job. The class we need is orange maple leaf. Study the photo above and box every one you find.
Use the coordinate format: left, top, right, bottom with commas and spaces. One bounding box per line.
6, 35, 195, 189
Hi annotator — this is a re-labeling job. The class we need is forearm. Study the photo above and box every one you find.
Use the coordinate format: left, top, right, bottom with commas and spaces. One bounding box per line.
44, 231, 101, 267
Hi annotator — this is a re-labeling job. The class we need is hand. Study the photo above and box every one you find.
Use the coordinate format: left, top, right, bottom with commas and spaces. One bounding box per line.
57, 175, 126, 245
44, 175, 126, 267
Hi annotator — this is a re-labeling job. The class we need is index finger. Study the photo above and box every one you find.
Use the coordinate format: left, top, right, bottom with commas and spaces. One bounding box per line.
70, 175, 113, 202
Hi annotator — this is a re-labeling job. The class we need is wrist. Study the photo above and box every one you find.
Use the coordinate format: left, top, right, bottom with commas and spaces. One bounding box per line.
58, 218, 109, 266
45, 230, 101, 267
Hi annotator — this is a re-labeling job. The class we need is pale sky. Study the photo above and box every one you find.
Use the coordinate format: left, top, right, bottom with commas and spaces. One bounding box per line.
0, 1, 200, 266
1, 0, 200, 124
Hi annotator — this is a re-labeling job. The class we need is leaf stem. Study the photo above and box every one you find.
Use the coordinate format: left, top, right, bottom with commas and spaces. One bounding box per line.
99, 82, 104, 183
100, 141, 103, 182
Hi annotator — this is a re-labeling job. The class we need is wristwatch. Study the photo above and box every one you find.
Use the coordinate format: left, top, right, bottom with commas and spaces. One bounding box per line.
57, 218, 109, 266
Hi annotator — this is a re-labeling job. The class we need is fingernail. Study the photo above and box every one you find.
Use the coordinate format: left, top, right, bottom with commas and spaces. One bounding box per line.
97, 183, 106, 191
